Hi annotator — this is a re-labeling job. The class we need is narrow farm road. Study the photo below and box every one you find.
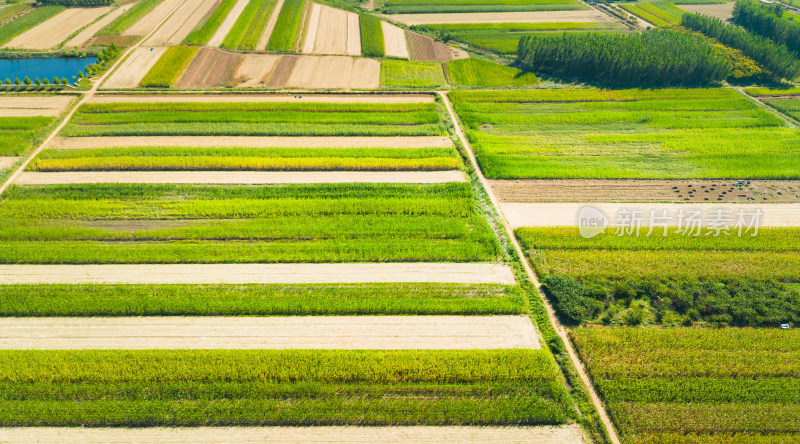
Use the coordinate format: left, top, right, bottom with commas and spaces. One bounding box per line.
438, 91, 622, 444
732, 85, 800, 128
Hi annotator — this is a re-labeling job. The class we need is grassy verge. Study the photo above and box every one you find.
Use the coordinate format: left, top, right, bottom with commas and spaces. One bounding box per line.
183, 0, 241, 45
266, 0, 305, 52
447, 58, 538, 88
0, 5, 64, 46
360, 14, 384, 57
221, 0, 278, 50
381, 60, 447, 89
97, 0, 164, 35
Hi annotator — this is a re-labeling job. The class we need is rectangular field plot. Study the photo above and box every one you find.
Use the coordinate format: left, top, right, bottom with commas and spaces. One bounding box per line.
0, 183, 500, 264
0, 349, 576, 426
517, 227, 800, 326
764, 98, 800, 122
619, 2, 685, 27
380, 0, 588, 14
0, 104, 72, 156
451, 88, 800, 179
571, 327, 800, 443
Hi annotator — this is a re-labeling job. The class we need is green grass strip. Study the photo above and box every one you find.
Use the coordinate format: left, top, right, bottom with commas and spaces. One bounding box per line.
183, 0, 241, 45
381, 60, 447, 88
266, 0, 306, 52
138, 46, 199, 88
221, 0, 278, 50
360, 14, 385, 57
0, 5, 64, 46
0, 3, 30, 24
447, 58, 538, 87
0, 283, 526, 316
97, 0, 164, 36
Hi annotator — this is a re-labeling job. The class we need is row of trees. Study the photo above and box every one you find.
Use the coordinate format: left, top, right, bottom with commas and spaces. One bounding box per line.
2, 76, 74, 86
733, 0, 800, 56
681, 12, 800, 80
36, 0, 113, 6
516, 29, 730, 87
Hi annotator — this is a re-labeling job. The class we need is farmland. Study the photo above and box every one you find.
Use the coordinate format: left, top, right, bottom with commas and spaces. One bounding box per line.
763, 98, 800, 121
572, 328, 800, 443
619, 2, 684, 27
379, 0, 589, 14
450, 88, 800, 179
221, 0, 278, 50
0, 5, 64, 46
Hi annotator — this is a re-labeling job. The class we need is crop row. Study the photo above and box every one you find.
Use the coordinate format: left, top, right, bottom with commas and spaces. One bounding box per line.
222, 0, 278, 50
266, 0, 305, 52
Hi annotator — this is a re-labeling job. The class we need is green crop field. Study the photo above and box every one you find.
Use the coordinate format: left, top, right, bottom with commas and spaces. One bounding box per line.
381, 60, 447, 89
0, 2, 30, 24
139, 47, 198, 88
516, 227, 800, 326
572, 327, 800, 443
450, 88, 800, 179
764, 98, 800, 121
266, 0, 305, 52
380, 0, 587, 14
0, 283, 526, 316
62, 101, 446, 136
447, 59, 538, 88
0, 5, 64, 46
424, 22, 626, 55
359, 13, 384, 57
745, 87, 800, 96
97, 0, 164, 35
0, 116, 59, 156
0, 183, 500, 263
183, 0, 240, 45
619, 2, 685, 27
221, 0, 278, 50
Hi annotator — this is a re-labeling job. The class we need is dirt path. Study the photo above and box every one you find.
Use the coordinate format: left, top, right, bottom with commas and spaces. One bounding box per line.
16, 171, 466, 185
0, 96, 73, 117
49, 135, 452, 149
89, 93, 434, 103
3, 6, 111, 50
258, 0, 287, 50
388, 10, 613, 25
438, 92, 621, 444
145, 0, 220, 45
489, 179, 800, 203
500, 202, 800, 228
102, 46, 167, 89
0, 426, 586, 443
123, 0, 186, 36
0, 263, 516, 284
0, 315, 537, 350
382, 21, 409, 59
209, 0, 250, 47
66, 5, 129, 48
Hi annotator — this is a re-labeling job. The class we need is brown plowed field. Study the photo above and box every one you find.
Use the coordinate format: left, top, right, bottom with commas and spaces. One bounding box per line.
489, 179, 800, 203
405, 31, 465, 62
679, 2, 735, 20
175, 47, 243, 89
3, 7, 111, 50
266, 55, 298, 87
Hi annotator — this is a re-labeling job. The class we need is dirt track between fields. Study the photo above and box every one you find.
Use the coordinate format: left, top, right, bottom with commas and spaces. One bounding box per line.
388, 10, 613, 25
16, 171, 466, 185
0, 315, 537, 350
679, 2, 735, 20
123, 0, 186, 36
3, 6, 111, 49
66, 5, 129, 48
0, 263, 516, 284
144, 0, 220, 45
489, 179, 800, 203
382, 21, 409, 59
0, 426, 586, 444
208, 0, 250, 47
500, 202, 800, 228
49, 135, 452, 149
102, 46, 167, 89
0, 96, 73, 117
89, 93, 434, 103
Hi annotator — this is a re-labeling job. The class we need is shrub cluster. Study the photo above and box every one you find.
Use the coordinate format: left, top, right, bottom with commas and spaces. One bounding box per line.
733, 0, 800, 56
681, 12, 800, 80
517, 29, 730, 87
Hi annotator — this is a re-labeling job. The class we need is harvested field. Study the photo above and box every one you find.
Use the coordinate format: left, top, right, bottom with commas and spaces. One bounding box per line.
258, 0, 287, 49
15, 171, 467, 185
0, 315, 538, 350
89, 93, 434, 103
174, 47, 243, 89
382, 21, 409, 59
123, 0, 185, 36
285, 56, 380, 89
234, 54, 281, 87
65, 6, 128, 48
208, 0, 250, 47
0, 157, 18, 171
388, 10, 613, 25
266, 54, 298, 87
144, 0, 220, 45
0, 426, 586, 444
0, 96, 72, 117
489, 180, 800, 203
500, 202, 800, 228
302, 4, 361, 55
49, 135, 453, 149
102, 46, 167, 89
405, 30, 466, 62
679, 2, 734, 20
0, 263, 517, 284
3, 6, 111, 50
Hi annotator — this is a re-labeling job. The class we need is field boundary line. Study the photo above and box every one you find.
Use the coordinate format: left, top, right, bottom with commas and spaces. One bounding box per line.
732, 85, 799, 128
259, 0, 287, 50
0, 3, 192, 197
438, 91, 621, 444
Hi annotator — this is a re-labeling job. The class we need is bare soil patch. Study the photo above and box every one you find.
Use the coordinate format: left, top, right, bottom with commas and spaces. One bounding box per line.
679, 2, 735, 20
302, 3, 360, 55
174, 47, 244, 89
0, 157, 19, 171
144, 0, 220, 45
489, 179, 800, 203
208, 0, 250, 47
0, 426, 585, 444
382, 21, 409, 59
123, 0, 186, 36
66, 5, 129, 48
0, 96, 72, 117
16, 171, 466, 185
50, 135, 453, 149
234, 54, 281, 87
266, 55, 298, 87
3, 6, 111, 50
89, 93, 434, 103
102, 46, 167, 89
285, 56, 379, 89
0, 263, 516, 285
388, 10, 613, 25
405, 30, 464, 62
